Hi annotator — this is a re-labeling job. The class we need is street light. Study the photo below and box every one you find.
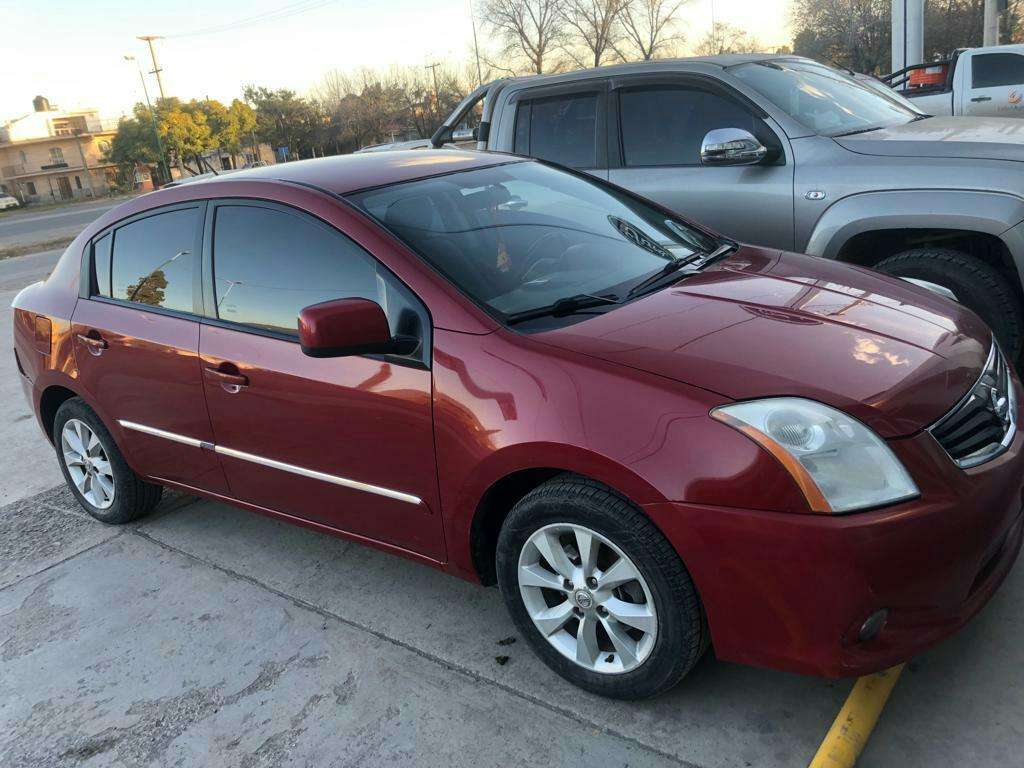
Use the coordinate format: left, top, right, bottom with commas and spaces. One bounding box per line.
124, 54, 170, 184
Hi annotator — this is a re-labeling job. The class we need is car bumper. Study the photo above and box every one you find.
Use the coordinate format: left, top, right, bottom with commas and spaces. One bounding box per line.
644, 426, 1024, 678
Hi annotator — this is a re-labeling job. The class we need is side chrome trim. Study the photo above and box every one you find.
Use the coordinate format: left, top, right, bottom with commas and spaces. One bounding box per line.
118, 420, 204, 449
214, 445, 422, 505
117, 419, 423, 506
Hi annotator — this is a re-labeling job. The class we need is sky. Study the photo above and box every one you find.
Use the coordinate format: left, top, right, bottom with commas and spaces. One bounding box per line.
0, 0, 792, 123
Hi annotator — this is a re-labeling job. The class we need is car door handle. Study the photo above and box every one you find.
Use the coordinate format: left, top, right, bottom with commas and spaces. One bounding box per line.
971, 96, 992, 102
204, 365, 249, 393
76, 333, 108, 356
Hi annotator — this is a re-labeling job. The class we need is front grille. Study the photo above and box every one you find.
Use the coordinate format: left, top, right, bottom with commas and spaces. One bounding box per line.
930, 341, 1017, 468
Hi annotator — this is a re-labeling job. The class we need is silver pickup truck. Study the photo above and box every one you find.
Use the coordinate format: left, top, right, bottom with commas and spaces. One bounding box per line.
432, 54, 1024, 354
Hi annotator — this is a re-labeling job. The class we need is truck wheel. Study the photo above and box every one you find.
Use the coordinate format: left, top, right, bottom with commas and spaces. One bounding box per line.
496, 475, 707, 699
875, 249, 1023, 357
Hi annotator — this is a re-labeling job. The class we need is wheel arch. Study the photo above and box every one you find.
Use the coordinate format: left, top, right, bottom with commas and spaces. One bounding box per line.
38, 383, 83, 445
458, 445, 670, 585
804, 189, 1024, 291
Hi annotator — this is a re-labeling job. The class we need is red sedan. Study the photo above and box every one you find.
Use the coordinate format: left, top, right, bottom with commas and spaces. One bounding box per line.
12, 151, 1022, 699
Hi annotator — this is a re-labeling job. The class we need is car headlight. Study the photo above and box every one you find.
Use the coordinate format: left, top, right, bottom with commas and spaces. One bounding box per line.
711, 397, 919, 514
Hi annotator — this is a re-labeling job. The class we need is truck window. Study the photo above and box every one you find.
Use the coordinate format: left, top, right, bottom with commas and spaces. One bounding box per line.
618, 86, 758, 167
513, 92, 598, 169
972, 53, 1024, 89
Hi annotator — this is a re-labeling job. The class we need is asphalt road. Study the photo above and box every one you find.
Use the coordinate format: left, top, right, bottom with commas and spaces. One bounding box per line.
0, 248, 1022, 766
0, 199, 121, 250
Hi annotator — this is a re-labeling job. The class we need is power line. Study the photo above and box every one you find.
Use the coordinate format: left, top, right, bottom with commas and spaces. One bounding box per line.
165, 0, 340, 39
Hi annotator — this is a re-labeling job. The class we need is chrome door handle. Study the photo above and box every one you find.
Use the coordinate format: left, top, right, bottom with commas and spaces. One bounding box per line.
76, 333, 108, 356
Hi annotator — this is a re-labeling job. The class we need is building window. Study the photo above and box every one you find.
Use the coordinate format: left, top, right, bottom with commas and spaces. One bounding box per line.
75, 176, 82, 189
19, 151, 27, 165
25, 182, 37, 196
49, 147, 65, 164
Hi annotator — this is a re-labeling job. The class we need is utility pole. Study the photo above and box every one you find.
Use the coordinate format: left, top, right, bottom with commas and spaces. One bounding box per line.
984, 0, 1000, 47
469, 0, 484, 87
125, 54, 170, 184
137, 36, 166, 101
891, 0, 924, 75
426, 62, 442, 126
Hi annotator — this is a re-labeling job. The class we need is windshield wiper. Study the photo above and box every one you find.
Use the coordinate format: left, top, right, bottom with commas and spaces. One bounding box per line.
505, 293, 620, 325
627, 243, 736, 298
832, 125, 885, 137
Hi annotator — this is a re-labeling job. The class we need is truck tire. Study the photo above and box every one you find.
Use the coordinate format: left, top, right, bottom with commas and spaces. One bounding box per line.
875, 249, 1023, 357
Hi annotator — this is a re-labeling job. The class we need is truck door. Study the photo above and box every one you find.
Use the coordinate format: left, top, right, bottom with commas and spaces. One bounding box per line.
962, 51, 1024, 117
606, 75, 794, 250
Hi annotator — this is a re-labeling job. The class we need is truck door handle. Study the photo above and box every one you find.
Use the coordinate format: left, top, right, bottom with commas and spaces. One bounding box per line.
76, 332, 108, 356
204, 364, 249, 393
971, 96, 992, 102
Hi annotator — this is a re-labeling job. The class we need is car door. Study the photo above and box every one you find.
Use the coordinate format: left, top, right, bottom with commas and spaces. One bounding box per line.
508, 81, 609, 180
197, 200, 445, 561
962, 51, 1024, 116
606, 76, 795, 250
71, 202, 230, 494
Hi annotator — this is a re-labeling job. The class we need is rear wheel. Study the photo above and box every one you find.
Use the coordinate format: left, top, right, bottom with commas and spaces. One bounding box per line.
496, 475, 707, 699
875, 249, 1023, 357
53, 398, 162, 524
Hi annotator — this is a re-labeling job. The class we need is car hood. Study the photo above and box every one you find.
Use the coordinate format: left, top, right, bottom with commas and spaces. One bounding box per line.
835, 116, 1024, 162
532, 247, 991, 438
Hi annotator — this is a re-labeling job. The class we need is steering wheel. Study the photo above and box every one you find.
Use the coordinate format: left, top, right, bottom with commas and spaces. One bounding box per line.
520, 231, 570, 283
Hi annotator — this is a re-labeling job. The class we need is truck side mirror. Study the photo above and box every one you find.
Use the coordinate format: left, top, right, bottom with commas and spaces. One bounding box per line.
700, 128, 769, 166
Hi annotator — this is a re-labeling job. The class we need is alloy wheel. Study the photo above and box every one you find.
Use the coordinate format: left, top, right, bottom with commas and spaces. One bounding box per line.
517, 523, 657, 674
61, 418, 115, 509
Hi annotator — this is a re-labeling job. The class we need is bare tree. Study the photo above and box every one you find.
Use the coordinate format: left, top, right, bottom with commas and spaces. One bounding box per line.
616, 0, 687, 60
692, 21, 763, 56
560, 0, 626, 68
479, 0, 568, 74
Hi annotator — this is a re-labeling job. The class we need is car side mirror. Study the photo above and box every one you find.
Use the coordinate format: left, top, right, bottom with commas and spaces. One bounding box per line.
298, 298, 417, 358
700, 128, 769, 166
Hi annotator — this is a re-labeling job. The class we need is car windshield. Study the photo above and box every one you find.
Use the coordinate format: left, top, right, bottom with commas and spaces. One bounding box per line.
348, 161, 719, 322
731, 59, 922, 137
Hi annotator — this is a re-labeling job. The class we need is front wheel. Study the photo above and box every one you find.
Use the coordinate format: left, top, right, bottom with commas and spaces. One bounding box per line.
875, 249, 1024, 357
496, 475, 707, 699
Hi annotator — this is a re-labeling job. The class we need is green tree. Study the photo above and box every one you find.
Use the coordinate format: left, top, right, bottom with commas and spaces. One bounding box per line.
106, 103, 166, 186
243, 86, 318, 160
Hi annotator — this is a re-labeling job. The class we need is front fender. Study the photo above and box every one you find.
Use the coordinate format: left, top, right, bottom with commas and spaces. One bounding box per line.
803, 189, 1024, 262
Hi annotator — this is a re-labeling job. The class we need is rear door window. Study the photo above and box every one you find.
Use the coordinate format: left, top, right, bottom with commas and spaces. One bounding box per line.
972, 53, 1024, 88
513, 92, 599, 168
111, 207, 199, 312
619, 86, 759, 167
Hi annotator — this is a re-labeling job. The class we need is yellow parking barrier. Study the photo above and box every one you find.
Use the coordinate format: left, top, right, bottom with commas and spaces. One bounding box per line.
808, 664, 905, 768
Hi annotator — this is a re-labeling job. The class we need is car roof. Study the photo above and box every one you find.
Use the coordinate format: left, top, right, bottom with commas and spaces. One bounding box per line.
222, 149, 519, 195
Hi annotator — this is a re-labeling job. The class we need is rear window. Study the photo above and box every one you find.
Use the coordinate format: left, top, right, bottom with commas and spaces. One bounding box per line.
972, 53, 1024, 89
513, 92, 599, 168
111, 208, 198, 313
92, 232, 112, 297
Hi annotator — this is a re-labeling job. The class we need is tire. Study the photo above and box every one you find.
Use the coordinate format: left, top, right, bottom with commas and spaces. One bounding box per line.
875, 249, 1024, 357
53, 398, 162, 524
496, 475, 707, 699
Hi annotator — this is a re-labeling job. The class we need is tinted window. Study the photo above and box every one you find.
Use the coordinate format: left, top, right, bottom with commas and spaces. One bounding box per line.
92, 233, 112, 297
111, 208, 198, 312
514, 93, 598, 168
620, 87, 758, 166
212, 205, 427, 347
972, 53, 1024, 89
